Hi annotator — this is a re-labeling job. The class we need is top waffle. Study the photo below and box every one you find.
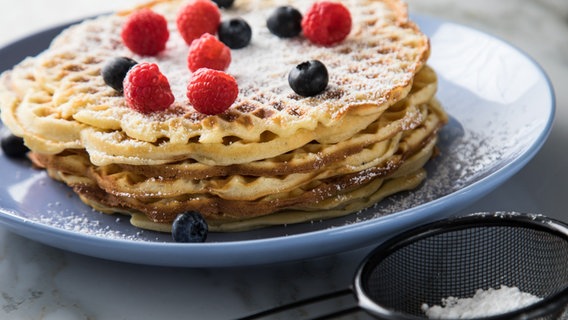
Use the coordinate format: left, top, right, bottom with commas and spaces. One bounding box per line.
1, 0, 430, 167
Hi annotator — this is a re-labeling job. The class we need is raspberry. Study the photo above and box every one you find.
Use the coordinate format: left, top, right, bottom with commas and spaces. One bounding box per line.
177, 0, 221, 45
121, 9, 169, 56
301, 1, 352, 46
187, 33, 231, 72
187, 68, 238, 115
123, 63, 174, 114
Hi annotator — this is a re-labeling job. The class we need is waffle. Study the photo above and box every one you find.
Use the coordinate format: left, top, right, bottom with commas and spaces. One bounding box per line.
0, 0, 448, 232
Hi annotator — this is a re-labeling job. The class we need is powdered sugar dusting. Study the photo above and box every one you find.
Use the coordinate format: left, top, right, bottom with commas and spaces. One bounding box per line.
421, 285, 542, 319
350, 117, 506, 222
18, 184, 164, 242
36, 206, 150, 241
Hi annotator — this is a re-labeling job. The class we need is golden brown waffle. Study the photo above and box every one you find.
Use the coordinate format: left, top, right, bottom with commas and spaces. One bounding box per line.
29, 95, 447, 231
30, 130, 438, 232
1, 0, 448, 232
2, 0, 431, 164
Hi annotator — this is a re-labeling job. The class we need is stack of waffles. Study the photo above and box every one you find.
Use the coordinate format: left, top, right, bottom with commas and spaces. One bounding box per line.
0, 0, 448, 232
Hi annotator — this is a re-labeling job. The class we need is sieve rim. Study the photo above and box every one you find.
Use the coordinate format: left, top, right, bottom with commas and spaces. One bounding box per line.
353, 212, 568, 320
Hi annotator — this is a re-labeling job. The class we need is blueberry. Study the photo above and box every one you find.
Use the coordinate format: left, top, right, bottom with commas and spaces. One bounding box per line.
212, 0, 234, 8
288, 60, 329, 97
172, 211, 208, 243
218, 18, 252, 49
267, 6, 303, 38
101, 57, 138, 92
1, 128, 29, 158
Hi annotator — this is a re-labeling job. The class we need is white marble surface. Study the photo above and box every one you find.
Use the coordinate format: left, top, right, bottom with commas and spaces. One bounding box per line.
0, 1, 567, 319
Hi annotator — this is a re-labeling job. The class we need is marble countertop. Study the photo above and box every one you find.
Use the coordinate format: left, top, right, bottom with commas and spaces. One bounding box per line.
0, 1, 567, 319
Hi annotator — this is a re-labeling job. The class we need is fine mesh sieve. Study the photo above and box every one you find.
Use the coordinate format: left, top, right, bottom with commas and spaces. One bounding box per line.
240, 212, 568, 320
355, 212, 568, 320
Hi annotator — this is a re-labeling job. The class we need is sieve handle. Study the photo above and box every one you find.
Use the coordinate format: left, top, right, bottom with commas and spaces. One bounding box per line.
236, 288, 361, 320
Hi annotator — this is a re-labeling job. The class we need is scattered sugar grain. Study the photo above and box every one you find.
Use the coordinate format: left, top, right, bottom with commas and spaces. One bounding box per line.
421, 285, 542, 319
36, 211, 147, 242
350, 130, 509, 224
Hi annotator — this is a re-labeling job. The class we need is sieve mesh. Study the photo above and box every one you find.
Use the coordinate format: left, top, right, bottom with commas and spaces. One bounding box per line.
358, 213, 568, 320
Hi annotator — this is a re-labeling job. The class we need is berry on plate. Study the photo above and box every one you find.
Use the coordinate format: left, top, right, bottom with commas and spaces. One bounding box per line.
288, 60, 329, 97
302, 1, 352, 46
172, 211, 208, 243
123, 62, 174, 114
121, 8, 169, 56
267, 6, 303, 38
177, 0, 221, 45
101, 57, 138, 92
212, 0, 234, 8
1, 128, 29, 159
187, 33, 231, 72
187, 68, 238, 115
218, 18, 252, 49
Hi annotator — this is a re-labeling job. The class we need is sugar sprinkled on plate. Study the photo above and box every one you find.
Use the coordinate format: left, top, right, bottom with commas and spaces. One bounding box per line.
421, 285, 542, 319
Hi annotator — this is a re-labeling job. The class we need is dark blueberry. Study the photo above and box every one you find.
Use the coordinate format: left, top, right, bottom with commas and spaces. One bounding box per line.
288, 60, 329, 97
172, 211, 208, 243
267, 6, 303, 38
212, 0, 234, 8
218, 18, 252, 49
1, 128, 29, 158
101, 57, 138, 92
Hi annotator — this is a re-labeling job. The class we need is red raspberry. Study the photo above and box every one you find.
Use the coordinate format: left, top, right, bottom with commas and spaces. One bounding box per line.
121, 8, 169, 56
187, 68, 238, 115
177, 0, 221, 45
187, 33, 231, 72
123, 63, 175, 114
301, 1, 352, 46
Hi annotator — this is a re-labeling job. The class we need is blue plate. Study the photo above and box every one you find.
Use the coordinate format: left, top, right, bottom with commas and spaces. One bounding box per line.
0, 15, 555, 267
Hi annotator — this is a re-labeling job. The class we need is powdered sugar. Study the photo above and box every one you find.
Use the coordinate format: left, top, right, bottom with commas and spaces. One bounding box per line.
421, 285, 542, 319
37, 208, 147, 241
351, 118, 506, 223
